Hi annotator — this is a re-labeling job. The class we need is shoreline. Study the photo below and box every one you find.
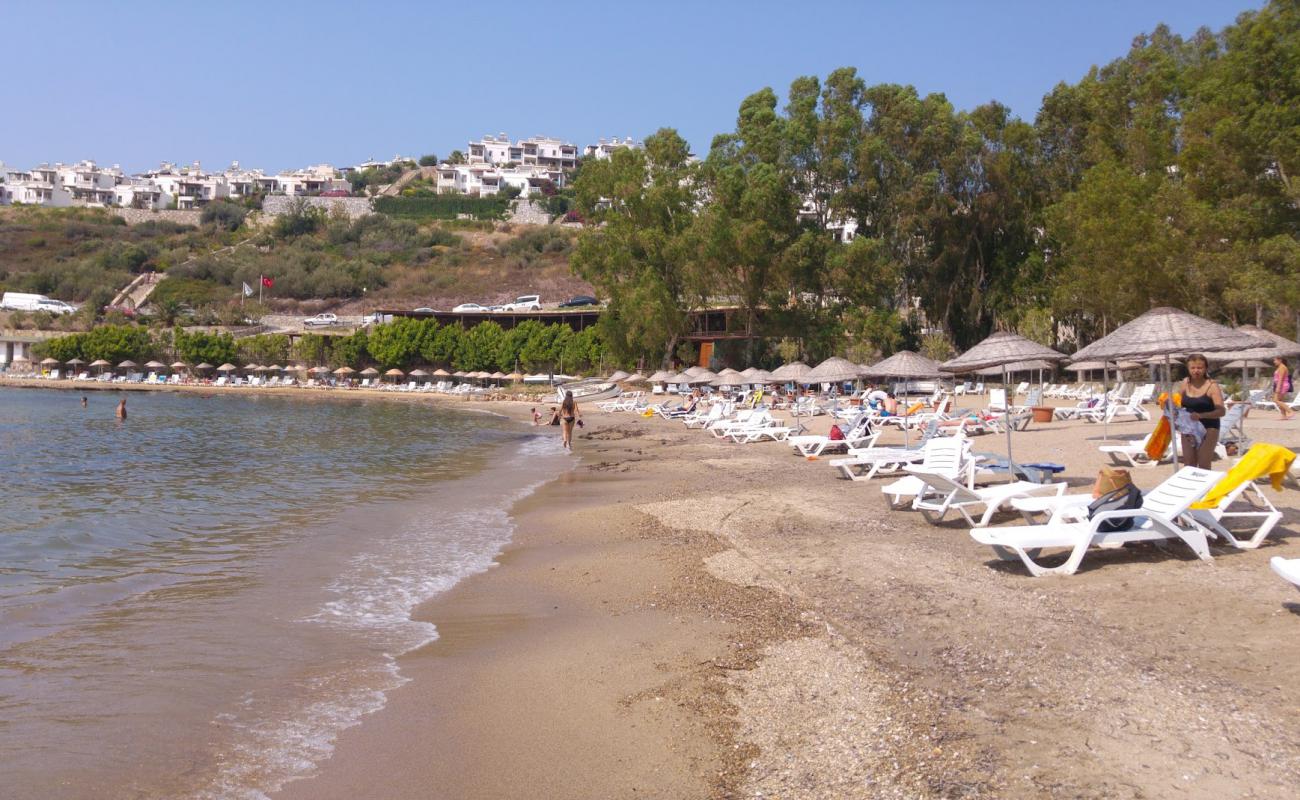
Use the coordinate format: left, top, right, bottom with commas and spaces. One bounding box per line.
276, 406, 789, 799
276, 398, 1300, 799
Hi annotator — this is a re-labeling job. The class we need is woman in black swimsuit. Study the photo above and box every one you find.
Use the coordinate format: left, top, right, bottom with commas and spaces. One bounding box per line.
1179, 354, 1224, 469
559, 390, 580, 450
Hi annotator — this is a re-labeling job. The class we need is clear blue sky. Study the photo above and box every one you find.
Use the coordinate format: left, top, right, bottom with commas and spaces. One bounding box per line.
0, 0, 1263, 173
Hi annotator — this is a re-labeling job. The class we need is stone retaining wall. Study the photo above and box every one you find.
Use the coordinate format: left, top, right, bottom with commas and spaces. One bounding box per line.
508, 199, 553, 225
262, 195, 374, 220
112, 208, 203, 227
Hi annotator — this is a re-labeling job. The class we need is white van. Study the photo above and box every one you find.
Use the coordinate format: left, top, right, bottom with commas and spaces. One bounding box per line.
502, 294, 542, 312
1, 292, 77, 315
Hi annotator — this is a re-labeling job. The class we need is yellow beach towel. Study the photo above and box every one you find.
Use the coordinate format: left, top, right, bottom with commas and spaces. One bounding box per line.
1191, 443, 1296, 510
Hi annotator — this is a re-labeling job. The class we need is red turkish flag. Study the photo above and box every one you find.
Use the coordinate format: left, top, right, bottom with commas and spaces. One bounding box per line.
261, 276, 274, 288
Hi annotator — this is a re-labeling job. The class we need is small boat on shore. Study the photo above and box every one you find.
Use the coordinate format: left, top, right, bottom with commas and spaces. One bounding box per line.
557, 379, 621, 404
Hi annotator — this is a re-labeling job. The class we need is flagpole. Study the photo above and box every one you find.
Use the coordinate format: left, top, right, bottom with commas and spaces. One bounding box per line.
259, 274, 263, 305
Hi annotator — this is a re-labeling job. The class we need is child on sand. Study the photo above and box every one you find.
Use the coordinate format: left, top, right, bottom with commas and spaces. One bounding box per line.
531, 407, 541, 425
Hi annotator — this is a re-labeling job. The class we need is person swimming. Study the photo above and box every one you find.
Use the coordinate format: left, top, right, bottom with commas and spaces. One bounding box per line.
115, 398, 127, 420
81, 396, 88, 408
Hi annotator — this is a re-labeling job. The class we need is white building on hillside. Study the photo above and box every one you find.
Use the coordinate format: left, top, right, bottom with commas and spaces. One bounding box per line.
2, 164, 74, 206
584, 136, 642, 160
466, 134, 578, 170
434, 162, 565, 197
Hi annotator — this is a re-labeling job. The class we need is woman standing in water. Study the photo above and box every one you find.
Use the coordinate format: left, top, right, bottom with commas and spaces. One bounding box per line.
115, 397, 127, 420
559, 390, 581, 450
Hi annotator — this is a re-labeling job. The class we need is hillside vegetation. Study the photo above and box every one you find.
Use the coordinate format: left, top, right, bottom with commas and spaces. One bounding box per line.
0, 203, 593, 330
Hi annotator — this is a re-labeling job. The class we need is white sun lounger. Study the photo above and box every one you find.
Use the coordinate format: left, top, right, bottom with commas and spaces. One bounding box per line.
970, 467, 1224, 577
881, 438, 972, 507
904, 469, 1068, 527
788, 415, 879, 457
1187, 479, 1285, 550
1270, 557, 1300, 592
1098, 432, 1171, 468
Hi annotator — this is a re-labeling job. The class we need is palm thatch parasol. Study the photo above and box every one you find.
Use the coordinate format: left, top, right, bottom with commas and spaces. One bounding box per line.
800, 357, 863, 386
40, 357, 60, 366
942, 332, 1064, 374
1070, 307, 1263, 363
432, 368, 451, 377
862, 350, 944, 380
66, 358, 87, 367
360, 367, 380, 376
624, 372, 647, 384
89, 359, 111, 367
117, 360, 138, 369
710, 371, 748, 388
942, 332, 1065, 470
648, 370, 674, 383
683, 366, 708, 377
769, 361, 811, 382
333, 366, 356, 375
506, 371, 524, 383
608, 370, 631, 382
384, 368, 405, 378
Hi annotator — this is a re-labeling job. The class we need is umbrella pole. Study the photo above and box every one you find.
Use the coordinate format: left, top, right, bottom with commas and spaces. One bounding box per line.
1166, 353, 1178, 475
1103, 364, 1110, 444
1003, 364, 1014, 469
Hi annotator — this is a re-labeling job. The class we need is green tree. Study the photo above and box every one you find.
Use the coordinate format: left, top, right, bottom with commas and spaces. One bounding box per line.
571, 128, 706, 367
420, 323, 462, 367
331, 329, 370, 368
291, 333, 328, 366
238, 333, 291, 365
418, 154, 439, 167
365, 317, 429, 369
454, 321, 505, 371
174, 328, 238, 365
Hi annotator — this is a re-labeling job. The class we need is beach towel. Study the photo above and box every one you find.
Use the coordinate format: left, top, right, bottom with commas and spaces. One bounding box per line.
1145, 392, 1182, 461
1191, 443, 1296, 510
1173, 407, 1207, 448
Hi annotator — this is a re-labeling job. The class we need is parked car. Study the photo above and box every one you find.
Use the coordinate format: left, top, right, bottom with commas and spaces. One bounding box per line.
487, 305, 505, 312
559, 295, 598, 308
502, 294, 542, 312
452, 303, 488, 313
413, 307, 435, 313
304, 313, 339, 327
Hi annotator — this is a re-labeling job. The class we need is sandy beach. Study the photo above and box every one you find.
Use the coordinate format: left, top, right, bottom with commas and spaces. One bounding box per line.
259, 391, 1299, 799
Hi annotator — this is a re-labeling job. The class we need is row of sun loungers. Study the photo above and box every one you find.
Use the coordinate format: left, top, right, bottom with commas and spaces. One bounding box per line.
600, 388, 1295, 588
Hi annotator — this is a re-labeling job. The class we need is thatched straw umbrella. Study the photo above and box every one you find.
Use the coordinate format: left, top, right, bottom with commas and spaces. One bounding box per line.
1069, 307, 1265, 469
608, 369, 631, 382
506, 371, 524, 384
432, 368, 451, 378
769, 361, 811, 384
943, 332, 1065, 469
711, 371, 747, 389
383, 368, 405, 384
333, 366, 355, 376
624, 372, 647, 384
1204, 325, 1300, 388
40, 357, 60, 367
118, 360, 138, 371
800, 358, 863, 393
684, 366, 708, 377
863, 350, 944, 382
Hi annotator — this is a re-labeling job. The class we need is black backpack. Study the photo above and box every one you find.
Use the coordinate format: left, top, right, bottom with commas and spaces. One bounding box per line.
1087, 483, 1144, 533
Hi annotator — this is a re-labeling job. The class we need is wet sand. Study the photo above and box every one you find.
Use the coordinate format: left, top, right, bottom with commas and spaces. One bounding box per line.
277, 394, 1300, 799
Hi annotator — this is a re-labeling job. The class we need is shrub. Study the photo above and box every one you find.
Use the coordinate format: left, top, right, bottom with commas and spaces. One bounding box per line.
374, 195, 510, 221
201, 200, 248, 232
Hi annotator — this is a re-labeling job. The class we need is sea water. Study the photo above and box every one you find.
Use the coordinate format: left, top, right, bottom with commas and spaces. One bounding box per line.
0, 388, 569, 799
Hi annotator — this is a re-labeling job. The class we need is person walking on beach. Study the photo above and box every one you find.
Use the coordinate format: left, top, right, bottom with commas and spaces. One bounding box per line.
559, 390, 581, 450
1179, 354, 1223, 469
115, 397, 127, 420
1272, 356, 1294, 420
